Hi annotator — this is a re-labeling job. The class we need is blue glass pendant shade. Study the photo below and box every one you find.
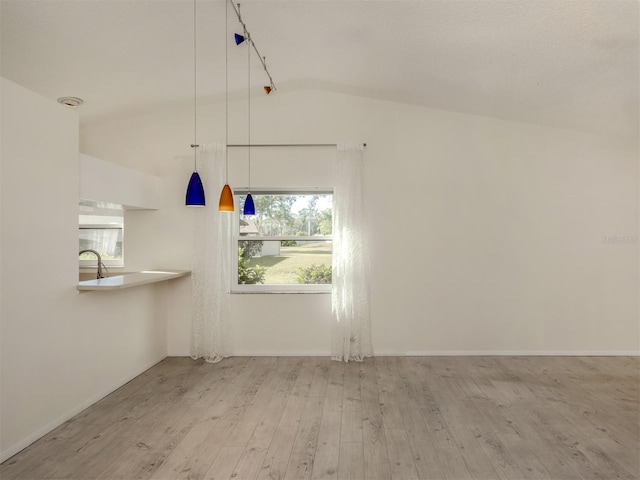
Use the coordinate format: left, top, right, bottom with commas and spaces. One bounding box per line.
234, 33, 246, 45
243, 193, 255, 215
186, 171, 205, 206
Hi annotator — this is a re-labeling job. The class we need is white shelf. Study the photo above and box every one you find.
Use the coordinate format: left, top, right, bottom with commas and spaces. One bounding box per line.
77, 269, 190, 291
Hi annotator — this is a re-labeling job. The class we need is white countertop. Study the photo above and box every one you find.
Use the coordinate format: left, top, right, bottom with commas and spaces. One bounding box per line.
77, 269, 190, 291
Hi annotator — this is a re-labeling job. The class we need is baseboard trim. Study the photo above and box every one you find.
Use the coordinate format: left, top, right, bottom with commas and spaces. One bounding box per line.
0, 354, 167, 464
391, 350, 640, 356
179, 350, 639, 358
230, 351, 332, 357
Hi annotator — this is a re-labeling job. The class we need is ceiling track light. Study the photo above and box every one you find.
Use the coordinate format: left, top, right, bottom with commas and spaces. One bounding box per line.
264, 69, 274, 95
231, 1, 277, 94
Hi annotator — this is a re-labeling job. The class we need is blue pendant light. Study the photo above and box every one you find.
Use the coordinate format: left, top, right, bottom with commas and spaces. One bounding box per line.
243, 193, 255, 215
186, 169, 205, 206
186, 0, 205, 207
234, 33, 246, 45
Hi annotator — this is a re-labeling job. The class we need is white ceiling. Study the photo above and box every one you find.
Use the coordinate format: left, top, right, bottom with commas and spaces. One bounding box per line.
1, 0, 638, 137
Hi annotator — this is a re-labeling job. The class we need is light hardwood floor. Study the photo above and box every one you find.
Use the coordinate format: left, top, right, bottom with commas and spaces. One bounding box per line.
1, 356, 638, 480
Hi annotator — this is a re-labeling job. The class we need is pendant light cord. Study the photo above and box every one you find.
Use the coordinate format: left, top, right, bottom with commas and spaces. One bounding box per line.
224, 0, 229, 184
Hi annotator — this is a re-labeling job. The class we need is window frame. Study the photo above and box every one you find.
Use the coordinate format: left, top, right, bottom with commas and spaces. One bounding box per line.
231, 188, 333, 294
79, 223, 124, 268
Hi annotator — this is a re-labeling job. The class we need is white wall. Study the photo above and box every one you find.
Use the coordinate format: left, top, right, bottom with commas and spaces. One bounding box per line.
0, 78, 181, 462
81, 88, 639, 356
374, 103, 639, 355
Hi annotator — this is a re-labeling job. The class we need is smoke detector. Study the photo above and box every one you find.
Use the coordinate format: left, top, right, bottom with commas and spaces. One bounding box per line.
57, 96, 84, 108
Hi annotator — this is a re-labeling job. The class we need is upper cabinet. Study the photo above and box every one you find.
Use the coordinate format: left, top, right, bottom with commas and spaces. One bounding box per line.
80, 154, 161, 210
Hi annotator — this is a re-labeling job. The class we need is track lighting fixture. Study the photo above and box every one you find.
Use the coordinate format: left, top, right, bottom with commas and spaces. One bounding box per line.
231, 2, 276, 94
264, 74, 274, 95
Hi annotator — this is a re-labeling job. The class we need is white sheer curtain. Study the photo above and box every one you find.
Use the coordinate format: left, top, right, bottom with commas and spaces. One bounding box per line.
190, 143, 232, 363
331, 143, 372, 362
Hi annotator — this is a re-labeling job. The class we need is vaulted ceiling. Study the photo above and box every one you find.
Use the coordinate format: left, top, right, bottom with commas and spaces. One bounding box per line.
1, 0, 638, 137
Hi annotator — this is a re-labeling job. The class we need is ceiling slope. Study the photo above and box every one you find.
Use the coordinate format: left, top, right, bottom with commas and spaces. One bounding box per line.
1, 0, 637, 137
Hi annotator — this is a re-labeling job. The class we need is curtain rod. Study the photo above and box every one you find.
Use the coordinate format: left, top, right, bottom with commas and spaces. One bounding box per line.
227, 143, 367, 148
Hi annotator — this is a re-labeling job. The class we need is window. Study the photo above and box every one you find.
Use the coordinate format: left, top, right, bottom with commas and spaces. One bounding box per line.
232, 189, 333, 293
79, 200, 124, 268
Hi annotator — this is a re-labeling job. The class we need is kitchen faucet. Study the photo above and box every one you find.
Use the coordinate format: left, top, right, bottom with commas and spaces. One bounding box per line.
79, 249, 104, 279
